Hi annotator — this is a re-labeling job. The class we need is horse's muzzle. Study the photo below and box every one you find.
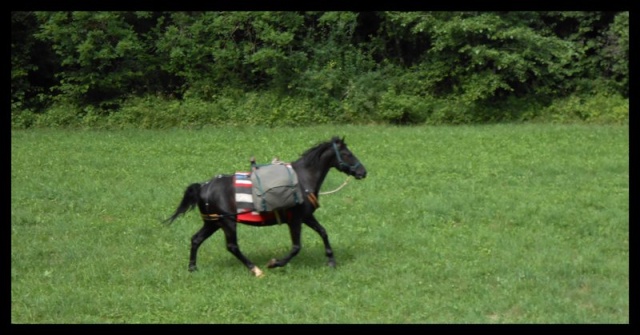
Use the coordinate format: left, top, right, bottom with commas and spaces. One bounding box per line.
354, 169, 367, 179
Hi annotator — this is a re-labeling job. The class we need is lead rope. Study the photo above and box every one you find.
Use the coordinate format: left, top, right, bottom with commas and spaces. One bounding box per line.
319, 176, 352, 195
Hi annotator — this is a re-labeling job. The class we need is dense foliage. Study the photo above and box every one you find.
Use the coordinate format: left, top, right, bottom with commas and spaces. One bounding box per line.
11, 11, 629, 127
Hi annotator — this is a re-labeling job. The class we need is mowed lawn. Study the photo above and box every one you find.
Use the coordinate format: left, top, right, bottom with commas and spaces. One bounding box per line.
11, 124, 628, 323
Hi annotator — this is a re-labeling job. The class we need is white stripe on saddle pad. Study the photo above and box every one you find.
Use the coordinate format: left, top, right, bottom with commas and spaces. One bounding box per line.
235, 193, 253, 203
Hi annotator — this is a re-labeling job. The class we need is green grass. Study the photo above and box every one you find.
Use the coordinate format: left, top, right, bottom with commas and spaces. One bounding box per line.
11, 124, 628, 323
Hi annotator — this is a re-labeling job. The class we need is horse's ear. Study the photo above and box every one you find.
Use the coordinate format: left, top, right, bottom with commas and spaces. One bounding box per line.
340, 136, 346, 147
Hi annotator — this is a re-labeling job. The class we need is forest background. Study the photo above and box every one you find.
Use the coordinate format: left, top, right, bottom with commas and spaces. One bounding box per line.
11, 11, 629, 128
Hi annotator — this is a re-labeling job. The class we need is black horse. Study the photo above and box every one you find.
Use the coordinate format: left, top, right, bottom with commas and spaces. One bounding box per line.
165, 136, 367, 277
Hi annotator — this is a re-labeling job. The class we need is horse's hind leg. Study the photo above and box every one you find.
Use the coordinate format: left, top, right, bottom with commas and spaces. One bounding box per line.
220, 219, 264, 277
303, 215, 336, 268
189, 221, 220, 272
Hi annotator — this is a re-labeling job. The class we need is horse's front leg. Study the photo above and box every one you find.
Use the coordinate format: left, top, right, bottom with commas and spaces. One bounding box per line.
303, 214, 336, 268
220, 219, 264, 277
267, 219, 302, 269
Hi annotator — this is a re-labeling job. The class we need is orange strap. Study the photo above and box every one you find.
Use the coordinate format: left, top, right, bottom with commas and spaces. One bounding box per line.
307, 193, 319, 209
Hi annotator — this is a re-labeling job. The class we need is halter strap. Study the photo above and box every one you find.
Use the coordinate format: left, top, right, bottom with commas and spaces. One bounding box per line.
332, 142, 360, 173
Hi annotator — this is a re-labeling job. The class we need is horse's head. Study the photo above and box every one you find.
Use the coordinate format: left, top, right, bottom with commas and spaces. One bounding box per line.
331, 136, 367, 179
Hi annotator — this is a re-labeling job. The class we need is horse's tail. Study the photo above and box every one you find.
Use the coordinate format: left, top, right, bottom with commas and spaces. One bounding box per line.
163, 183, 202, 225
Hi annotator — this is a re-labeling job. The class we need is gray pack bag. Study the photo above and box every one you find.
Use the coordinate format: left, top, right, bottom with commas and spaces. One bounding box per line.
251, 163, 304, 212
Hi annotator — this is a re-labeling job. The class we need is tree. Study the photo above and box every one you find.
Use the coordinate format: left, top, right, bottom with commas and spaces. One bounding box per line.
382, 12, 580, 104
12, 11, 58, 113
35, 11, 160, 109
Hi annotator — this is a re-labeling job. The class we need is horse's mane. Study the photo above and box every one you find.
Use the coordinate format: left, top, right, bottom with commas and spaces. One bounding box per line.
297, 136, 340, 165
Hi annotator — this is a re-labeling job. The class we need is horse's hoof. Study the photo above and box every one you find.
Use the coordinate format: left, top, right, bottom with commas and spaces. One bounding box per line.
189, 265, 198, 272
267, 258, 279, 268
327, 260, 336, 268
251, 266, 264, 277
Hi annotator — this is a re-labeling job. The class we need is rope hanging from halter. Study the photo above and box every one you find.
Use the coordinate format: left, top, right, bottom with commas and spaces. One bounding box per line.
319, 176, 352, 195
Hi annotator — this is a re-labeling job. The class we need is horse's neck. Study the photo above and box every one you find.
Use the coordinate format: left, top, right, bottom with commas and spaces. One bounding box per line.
292, 151, 333, 195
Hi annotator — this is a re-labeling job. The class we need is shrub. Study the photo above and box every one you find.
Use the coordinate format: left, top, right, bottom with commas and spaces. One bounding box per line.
11, 110, 37, 129
377, 90, 432, 124
538, 93, 628, 124
32, 103, 82, 128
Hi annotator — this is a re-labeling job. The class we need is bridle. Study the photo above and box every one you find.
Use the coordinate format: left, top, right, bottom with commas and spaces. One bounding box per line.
332, 142, 361, 174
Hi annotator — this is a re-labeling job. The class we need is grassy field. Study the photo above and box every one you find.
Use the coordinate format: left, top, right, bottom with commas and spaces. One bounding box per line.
11, 124, 628, 324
